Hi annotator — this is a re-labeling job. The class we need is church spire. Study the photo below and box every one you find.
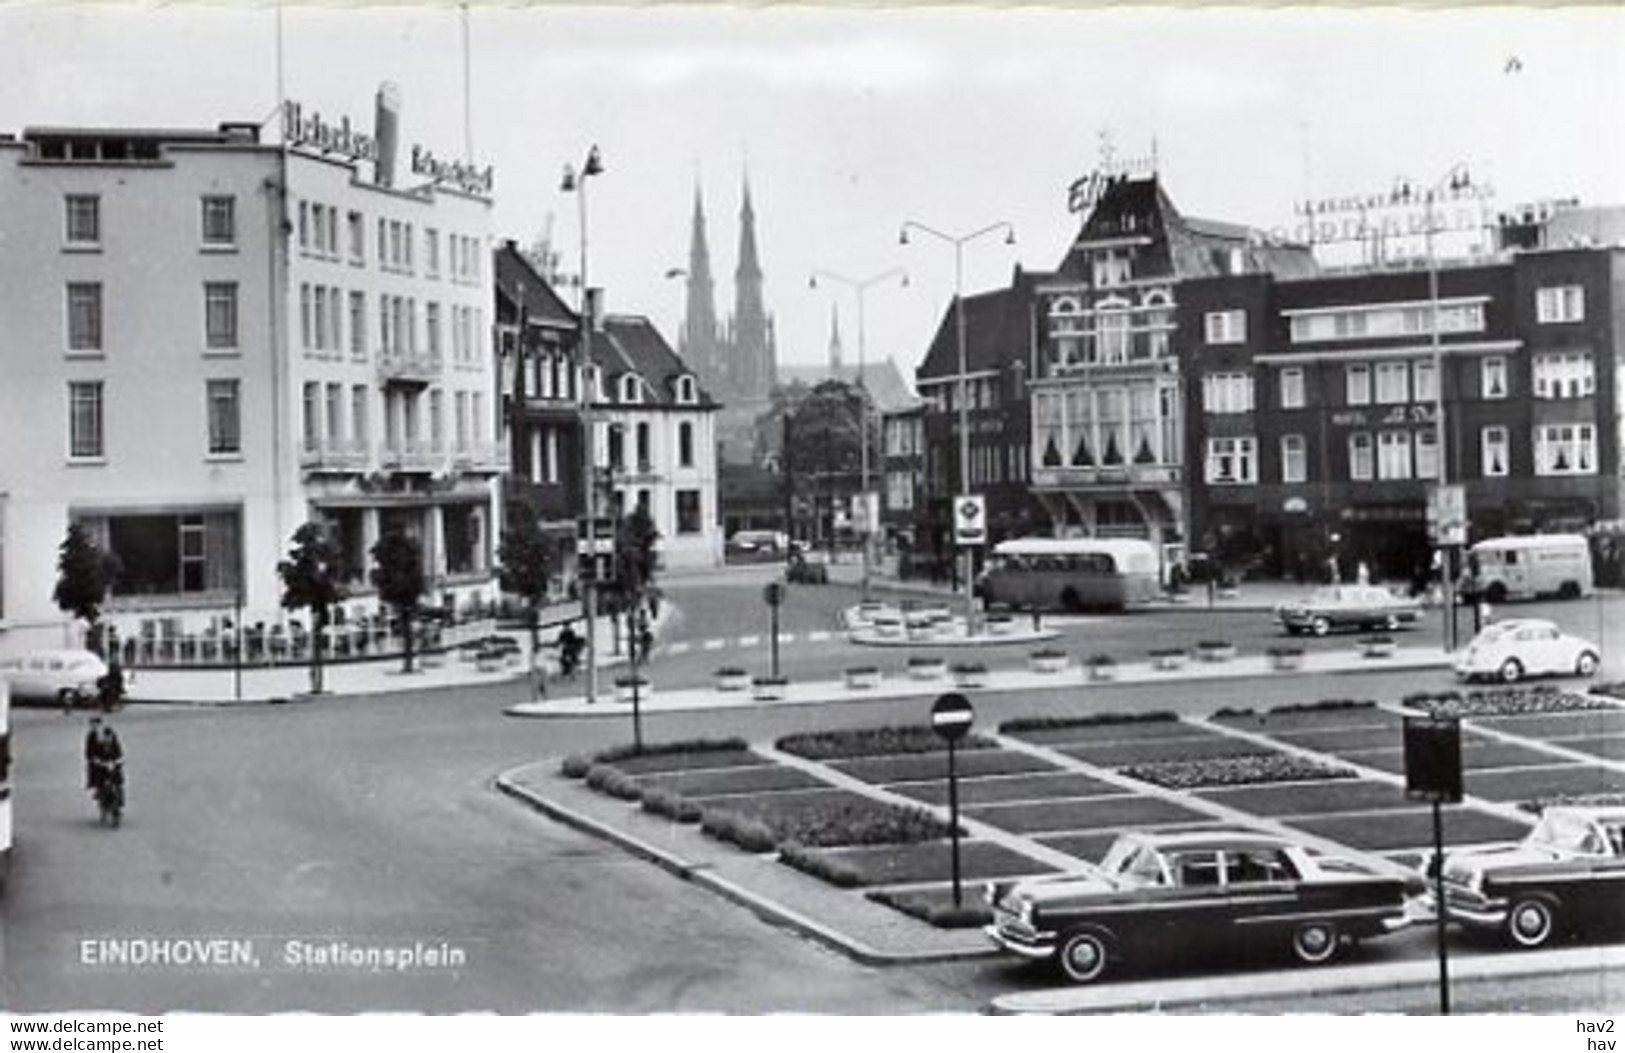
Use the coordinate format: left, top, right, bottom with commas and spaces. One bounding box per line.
828, 303, 843, 373
682, 181, 722, 390
732, 170, 772, 395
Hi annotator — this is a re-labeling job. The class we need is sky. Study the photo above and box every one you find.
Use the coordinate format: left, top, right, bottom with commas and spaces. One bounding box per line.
1, 3, 1621, 381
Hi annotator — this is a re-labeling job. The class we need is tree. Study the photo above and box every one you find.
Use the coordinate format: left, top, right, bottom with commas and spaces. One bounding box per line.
277, 521, 346, 695
497, 500, 553, 655
53, 523, 115, 652
370, 528, 426, 673
607, 506, 661, 658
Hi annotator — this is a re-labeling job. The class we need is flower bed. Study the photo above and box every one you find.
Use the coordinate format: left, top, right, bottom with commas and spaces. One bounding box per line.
1000, 711, 1179, 735
906, 656, 947, 680
1149, 647, 1189, 670
561, 737, 752, 777
1085, 655, 1117, 681
830, 749, 1054, 785
1402, 686, 1615, 717
951, 661, 989, 688
641, 764, 827, 798
702, 791, 953, 848
1028, 649, 1068, 674
1357, 635, 1397, 658
778, 724, 995, 760
1057, 734, 1259, 768
1120, 752, 1356, 790
714, 667, 750, 691
1265, 646, 1306, 671
843, 666, 882, 690
1196, 640, 1237, 662
751, 675, 789, 701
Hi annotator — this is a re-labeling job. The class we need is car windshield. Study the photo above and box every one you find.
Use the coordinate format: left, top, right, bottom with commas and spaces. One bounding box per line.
1531, 811, 1610, 854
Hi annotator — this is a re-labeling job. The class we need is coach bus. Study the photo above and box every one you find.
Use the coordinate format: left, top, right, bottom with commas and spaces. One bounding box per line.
978, 537, 1162, 612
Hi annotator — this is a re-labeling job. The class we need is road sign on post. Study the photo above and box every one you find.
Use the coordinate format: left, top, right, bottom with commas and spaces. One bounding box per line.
953, 494, 986, 547
932, 692, 975, 907
764, 581, 784, 680
1428, 484, 1467, 547
1404, 712, 1462, 1017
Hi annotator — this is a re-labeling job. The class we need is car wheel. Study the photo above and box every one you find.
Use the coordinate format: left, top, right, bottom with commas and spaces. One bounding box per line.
1498, 658, 1524, 683
1060, 587, 1085, 613
1486, 582, 1508, 604
1558, 581, 1582, 601
1310, 616, 1331, 637
1056, 930, 1111, 985
1506, 897, 1556, 949
1291, 921, 1340, 965
1576, 651, 1600, 677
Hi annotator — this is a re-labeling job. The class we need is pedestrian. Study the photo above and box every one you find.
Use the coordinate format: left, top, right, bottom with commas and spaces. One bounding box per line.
556, 623, 583, 679
84, 716, 122, 790
96, 655, 125, 714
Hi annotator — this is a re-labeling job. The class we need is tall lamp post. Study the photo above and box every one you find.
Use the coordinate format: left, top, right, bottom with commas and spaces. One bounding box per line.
562, 144, 604, 705
900, 220, 1015, 633
808, 266, 908, 604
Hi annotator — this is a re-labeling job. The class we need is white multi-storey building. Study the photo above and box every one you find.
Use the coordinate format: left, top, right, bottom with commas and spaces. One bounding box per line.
0, 102, 501, 653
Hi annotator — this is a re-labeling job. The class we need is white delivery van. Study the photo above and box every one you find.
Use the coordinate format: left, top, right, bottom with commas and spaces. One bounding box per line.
1466, 534, 1594, 602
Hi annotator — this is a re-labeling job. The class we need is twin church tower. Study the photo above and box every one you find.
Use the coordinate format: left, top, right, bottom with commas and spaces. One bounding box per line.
679, 176, 777, 417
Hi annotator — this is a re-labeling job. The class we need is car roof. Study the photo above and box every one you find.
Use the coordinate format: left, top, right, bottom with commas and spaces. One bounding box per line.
1481, 618, 1558, 632
1122, 829, 1296, 852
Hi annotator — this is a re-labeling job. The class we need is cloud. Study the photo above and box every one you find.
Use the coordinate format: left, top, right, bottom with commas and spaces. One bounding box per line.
1155, 64, 1281, 113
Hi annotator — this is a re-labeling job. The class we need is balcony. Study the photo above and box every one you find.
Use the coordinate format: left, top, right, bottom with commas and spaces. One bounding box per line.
300, 438, 370, 474
377, 352, 443, 387
378, 438, 446, 473
1031, 462, 1183, 490
450, 442, 510, 475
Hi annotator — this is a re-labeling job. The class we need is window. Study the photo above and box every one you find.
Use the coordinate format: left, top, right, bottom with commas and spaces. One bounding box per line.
1281, 434, 1307, 483
65, 195, 100, 246
349, 292, 366, 358
635, 422, 651, 469
425, 228, 439, 277
1536, 285, 1585, 324
1377, 431, 1413, 479
1348, 432, 1373, 480
77, 510, 242, 597
678, 422, 694, 467
426, 303, 442, 359
1415, 428, 1439, 480
1533, 352, 1594, 400
1092, 252, 1131, 288
1205, 437, 1257, 484
67, 283, 103, 351
1202, 372, 1253, 414
1374, 361, 1409, 404
1413, 359, 1438, 404
206, 380, 241, 455
302, 383, 321, 447
677, 376, 697, 403
204, 283, 238, 349
676, 490, 702, 535
1535, 424, 1596, 475
1279, 367, 1305, 409
620, 375, 642, 403
313, 287, 328, 351
69, 381, 104, 459
351, 386, 369, 444
1345, 364, 1371, 406
1204, 309, 1246, 345
1097, 300, 1131, 363
1482, 356, 1508, 399
201, 196, 235, 248
346, 211, 364, 263
1482, 426, 1509, 477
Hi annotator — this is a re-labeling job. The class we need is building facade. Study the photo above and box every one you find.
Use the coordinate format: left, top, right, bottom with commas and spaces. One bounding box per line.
0, 106, 502, 652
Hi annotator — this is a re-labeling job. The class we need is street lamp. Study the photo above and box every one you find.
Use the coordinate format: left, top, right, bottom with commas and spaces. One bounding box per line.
562, 144, 604, 705
899, 220, 1015, 634
808, 266, 908, 603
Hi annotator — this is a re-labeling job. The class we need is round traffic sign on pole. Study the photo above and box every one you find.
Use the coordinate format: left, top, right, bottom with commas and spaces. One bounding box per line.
931, 692, 975, 742
763, 582, 785, 607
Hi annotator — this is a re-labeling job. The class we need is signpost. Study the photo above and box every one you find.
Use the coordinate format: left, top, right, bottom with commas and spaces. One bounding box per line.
763, 581, 785, 681
1404, 712, 1464, 1016
931, 692, 976, 907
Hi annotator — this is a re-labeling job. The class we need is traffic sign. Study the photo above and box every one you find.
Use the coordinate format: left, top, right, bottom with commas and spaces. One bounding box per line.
763, 582, 785, 608
954, 494, 986, 547
931, 692, 975, 742
1428, 484, 1467, 547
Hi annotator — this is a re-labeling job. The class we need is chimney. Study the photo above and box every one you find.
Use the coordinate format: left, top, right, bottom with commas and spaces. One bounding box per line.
586, 287, 606, 332
374, 82, 401, 188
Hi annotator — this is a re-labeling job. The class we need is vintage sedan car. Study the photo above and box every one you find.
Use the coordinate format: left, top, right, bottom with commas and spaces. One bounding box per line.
724, 530, 789, 563
1453, 618, 1600, 683
1274, 584, 1422, 636
1429, 806, 1625, 948
0, 649, 108, 708
985, 829, 1411, 984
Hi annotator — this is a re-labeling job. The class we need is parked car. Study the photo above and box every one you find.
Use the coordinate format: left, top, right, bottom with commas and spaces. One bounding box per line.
1427, 805, 1625, 948
1453, 618, 1600, 683
0, 649, 108, 708
725, 530, 789, 563
1274, 584, 1422, 636
786, 548, 829, 585
985, 829, 1411, 984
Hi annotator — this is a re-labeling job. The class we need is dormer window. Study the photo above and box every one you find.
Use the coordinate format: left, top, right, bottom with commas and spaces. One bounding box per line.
676, 375, 698, 404
619, 374, 643, 403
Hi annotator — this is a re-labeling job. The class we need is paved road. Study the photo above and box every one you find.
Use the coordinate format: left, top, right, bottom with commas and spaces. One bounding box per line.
1, 687, 973, 1013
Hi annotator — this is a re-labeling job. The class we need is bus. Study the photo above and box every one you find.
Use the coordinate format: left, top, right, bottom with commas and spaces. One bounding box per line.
978, 537, 1162, 612
1466, 534, 1594, 603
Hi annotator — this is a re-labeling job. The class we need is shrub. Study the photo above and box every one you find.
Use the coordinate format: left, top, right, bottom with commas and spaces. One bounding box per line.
1000, 711, 1177, 734
1085, 654, 1117, 666
1030, 648, 1066, 659
1122, 753, 1356, 789
777, 725, 994, 760
778, 842, 864, 888
1212, 706, 1256, 719
784, 800, 953, 848
593, 737, 748, 764
583, 763, 643, 801
715, 666, 747, 677
700, 807, 779, 853
950, 661, 988, 674
639, 786, 702, 823
560, 754, 592, 779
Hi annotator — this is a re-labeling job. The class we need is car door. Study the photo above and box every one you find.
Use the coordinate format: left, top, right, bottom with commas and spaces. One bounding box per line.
1218, 847, 1303, 949
1525, 624, 1566, 675
1157, 849, 1237, 956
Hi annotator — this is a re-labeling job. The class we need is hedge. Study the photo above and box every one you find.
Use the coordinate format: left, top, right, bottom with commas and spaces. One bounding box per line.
777, 725, 995, 761
999, 711, 1179, 734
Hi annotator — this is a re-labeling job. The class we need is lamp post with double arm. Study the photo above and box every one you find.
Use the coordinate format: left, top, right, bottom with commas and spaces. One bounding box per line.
808, 266, 908, 603
562, 144, 603, 705
899, 220, 1015, 634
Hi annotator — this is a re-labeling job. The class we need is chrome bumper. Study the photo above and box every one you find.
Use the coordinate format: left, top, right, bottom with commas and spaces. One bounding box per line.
1417, 891, 1508, 929
984, 923, 1055, 961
